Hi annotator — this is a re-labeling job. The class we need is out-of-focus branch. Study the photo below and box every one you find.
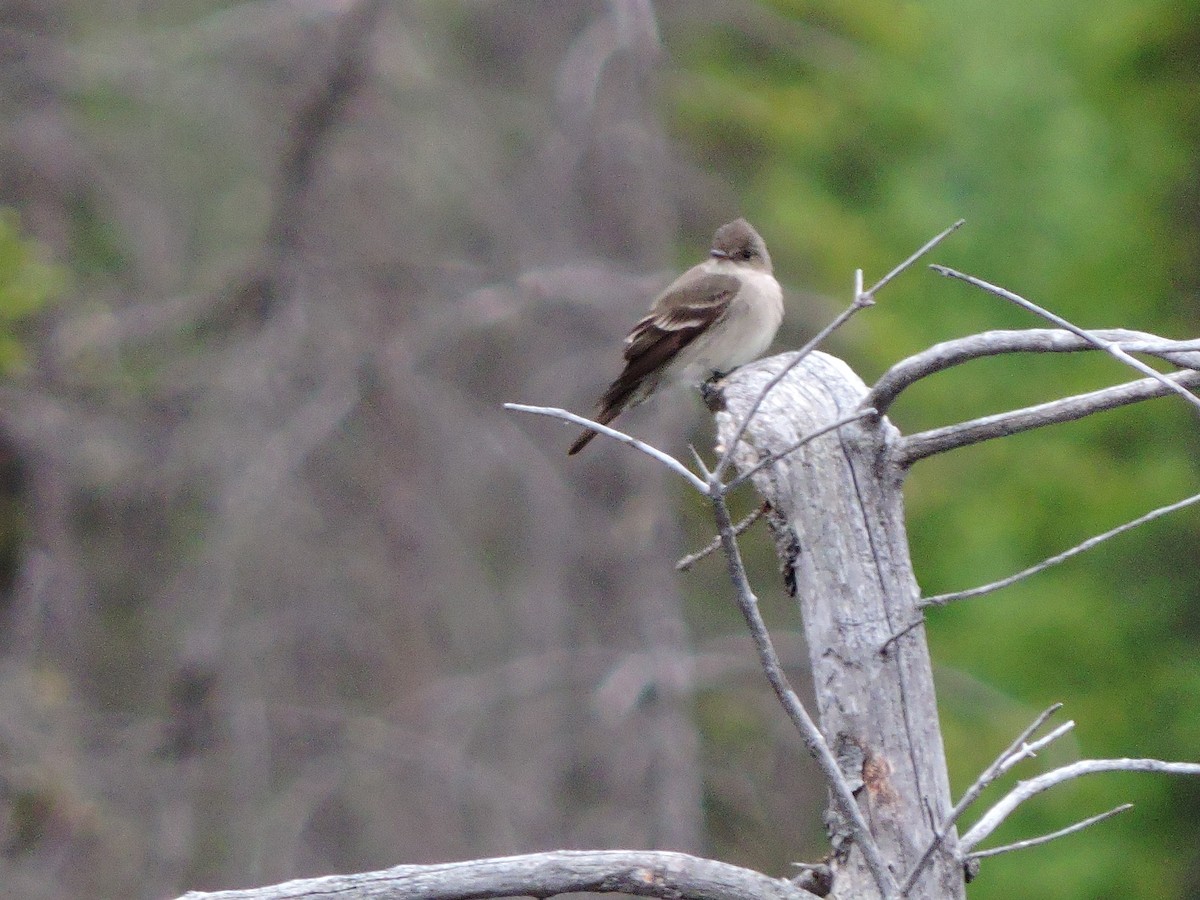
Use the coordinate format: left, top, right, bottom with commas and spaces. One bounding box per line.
267, 0, 387, 258
219, 374, 361, 520
211, 0, 388, 330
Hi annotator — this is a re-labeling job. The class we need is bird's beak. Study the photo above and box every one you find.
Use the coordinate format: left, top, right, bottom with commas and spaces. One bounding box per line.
710, 249, 729, 259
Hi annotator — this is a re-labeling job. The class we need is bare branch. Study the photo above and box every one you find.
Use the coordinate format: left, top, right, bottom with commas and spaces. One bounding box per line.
711, 220, 964, 483
967, 804, 1133, 861
960, 758, 1200, 853
930, 266, 1200, 415
709, 492, 897, 899
504, 403, 707, 492
923, 491, 1200, 606
173, 849, 819, 900
898, 703, 1066, 896
896, 368, 1200, 466
864, 328, 1200, 417
676, 501, 767, 571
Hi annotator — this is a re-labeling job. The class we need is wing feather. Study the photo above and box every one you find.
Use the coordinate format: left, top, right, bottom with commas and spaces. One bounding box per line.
622, 272, 739, 362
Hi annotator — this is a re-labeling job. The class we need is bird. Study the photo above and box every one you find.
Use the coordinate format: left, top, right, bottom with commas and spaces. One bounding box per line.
568, 218, 783, 455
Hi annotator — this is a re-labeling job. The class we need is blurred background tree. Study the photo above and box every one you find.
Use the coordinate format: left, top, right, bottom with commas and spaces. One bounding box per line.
0, 2, 1195, 899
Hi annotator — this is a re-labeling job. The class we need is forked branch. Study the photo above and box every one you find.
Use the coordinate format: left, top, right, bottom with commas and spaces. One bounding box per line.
676, 501, 766, 571
960, 758, 1200, 854
707, 484, 896, 898
898, 703, 1071, 895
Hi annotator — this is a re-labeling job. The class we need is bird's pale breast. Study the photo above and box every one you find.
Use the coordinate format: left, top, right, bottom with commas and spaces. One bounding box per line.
666, 268, 783, 385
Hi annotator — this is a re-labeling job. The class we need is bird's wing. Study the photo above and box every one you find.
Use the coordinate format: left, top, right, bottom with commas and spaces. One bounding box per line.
620, 272, 740, 379
574, 272, 741, 453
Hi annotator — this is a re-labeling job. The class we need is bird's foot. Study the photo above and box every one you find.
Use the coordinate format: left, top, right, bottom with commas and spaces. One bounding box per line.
700, 377, 727, 412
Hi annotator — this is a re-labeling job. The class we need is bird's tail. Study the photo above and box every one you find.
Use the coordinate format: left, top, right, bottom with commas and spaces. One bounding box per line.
567, 404, 619, 455
567, 374, 644, 455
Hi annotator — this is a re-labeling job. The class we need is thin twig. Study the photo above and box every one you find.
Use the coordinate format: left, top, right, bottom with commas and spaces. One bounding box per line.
712, 220, 964, 483
1015, 722, 1076, 763
709, 491, 897, 899
879, 616, 924, 656
960, 758, 1200, 853
725, 407, 878, 492
503, 403, 707, 492
930, 266, 1200, 415
676, 502, 767, 571
872, 219, 965, 296
897, 703, 1065, 896
966, 804, 1133, 861
923, 491, 1200, 606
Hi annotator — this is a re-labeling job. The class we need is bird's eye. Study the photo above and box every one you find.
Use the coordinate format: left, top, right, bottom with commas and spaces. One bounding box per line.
741, 248, 755, 260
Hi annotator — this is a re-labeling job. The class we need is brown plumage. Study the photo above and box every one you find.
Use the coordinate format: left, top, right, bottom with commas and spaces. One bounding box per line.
569, 219, 783, 455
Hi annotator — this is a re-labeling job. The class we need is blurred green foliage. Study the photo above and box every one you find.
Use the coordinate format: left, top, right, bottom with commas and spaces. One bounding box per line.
666, 1, 1200, 897
0, 208, 65, 373
0, 209, 64, 612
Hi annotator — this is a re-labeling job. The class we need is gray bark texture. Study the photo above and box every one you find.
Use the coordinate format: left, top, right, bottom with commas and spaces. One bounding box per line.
714, 350, 965, 900
175, 850, 818, 900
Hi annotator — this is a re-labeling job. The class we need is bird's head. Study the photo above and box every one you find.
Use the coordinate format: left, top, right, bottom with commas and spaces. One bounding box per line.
710, 218, 772, 272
